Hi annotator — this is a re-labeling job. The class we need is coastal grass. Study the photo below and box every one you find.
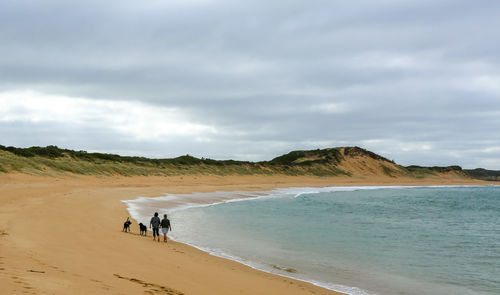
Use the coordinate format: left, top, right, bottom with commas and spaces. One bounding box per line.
381, 164, 398, 178
0, 145, 476, 179
0, 149, 350, 177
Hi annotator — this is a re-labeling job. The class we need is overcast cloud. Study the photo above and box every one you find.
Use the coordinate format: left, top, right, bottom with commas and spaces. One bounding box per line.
1, 0, 500, 168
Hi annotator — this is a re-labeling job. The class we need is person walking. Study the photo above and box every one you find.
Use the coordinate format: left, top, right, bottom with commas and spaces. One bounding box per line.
160, 214, 172, 243
150, 212, 161, 242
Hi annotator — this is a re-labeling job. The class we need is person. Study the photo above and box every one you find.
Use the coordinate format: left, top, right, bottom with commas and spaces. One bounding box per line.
160, 214, 172, 243
150, 212, 161, 242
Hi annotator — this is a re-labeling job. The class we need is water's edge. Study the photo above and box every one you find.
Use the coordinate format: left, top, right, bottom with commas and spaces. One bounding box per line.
122, 185, 493, 295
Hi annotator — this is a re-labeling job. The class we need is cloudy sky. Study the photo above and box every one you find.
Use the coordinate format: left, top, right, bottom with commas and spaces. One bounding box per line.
1, 0, 500, 169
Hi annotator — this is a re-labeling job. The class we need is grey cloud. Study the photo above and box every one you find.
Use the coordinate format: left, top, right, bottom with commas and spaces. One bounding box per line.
1, 0, 500, 168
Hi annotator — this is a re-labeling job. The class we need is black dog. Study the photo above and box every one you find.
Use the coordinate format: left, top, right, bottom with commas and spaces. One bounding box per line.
139, 223, 147, 236
123, 218, 132, 232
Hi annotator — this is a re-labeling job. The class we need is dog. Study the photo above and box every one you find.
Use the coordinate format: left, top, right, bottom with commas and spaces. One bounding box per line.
123, 218, 132, 232
139, 223, 147, 236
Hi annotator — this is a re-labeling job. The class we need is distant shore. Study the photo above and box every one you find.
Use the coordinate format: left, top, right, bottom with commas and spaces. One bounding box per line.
0, 173, 492, 294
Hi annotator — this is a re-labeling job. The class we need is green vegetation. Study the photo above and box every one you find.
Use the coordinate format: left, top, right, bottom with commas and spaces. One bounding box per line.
402, 165, 467, 179
0, 145, 251, 166
0, 144, 483, 180
268, 148, 343, 165
0, 145, 350, 176
464, 168, 500, 181
405, 165, 463, 174
343, 146, 395, 163
381, 164, 397, 177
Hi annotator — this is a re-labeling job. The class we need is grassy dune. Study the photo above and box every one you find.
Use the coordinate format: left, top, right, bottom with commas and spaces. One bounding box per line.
0, 145, 474, 179
0, 147, 346, 176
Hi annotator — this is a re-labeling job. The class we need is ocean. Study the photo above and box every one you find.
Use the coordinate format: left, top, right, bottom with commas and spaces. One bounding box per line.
124, 186, 500, 295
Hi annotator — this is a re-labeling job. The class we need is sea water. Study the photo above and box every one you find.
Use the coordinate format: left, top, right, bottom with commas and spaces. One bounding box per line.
125, 186, 500, 295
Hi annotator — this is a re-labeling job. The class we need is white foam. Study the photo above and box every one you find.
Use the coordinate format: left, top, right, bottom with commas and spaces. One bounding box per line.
164, 235, 376, 295
123, 185, 491, 217
122, 185, 495, 295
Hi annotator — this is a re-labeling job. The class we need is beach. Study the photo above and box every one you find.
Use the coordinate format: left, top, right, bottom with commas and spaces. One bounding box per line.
0, 173, 490, 294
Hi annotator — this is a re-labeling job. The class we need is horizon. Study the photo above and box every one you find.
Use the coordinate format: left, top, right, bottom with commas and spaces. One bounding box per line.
1, 1, 500, 169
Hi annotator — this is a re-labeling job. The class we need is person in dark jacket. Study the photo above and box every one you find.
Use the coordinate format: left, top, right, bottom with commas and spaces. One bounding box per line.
150, 212, 161, 242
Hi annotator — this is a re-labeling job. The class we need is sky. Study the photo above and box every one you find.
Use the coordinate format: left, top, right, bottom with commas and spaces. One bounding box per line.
1, 0, 500, 169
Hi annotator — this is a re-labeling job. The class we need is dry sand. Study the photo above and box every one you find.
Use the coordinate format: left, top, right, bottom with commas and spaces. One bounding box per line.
0, 173, 490, 294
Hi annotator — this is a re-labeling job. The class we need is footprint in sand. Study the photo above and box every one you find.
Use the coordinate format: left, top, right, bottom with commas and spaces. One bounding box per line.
113, 274, 184, 295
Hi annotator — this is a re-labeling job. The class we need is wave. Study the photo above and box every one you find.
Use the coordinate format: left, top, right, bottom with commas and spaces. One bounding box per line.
122, 185, 493, 295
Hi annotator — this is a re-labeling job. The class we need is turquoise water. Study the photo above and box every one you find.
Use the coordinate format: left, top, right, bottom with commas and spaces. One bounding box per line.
130, 186, 500, 295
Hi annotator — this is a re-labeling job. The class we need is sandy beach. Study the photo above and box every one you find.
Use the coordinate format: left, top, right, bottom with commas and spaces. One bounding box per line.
0, 173, 490, 294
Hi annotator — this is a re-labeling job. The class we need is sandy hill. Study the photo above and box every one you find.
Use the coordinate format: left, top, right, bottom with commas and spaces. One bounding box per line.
0, 144, 486, 181
268, 146, 467, 179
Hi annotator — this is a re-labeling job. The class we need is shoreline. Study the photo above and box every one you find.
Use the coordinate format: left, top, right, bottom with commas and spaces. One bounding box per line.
1, 173, 495, 294
123, 183, 499, 295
